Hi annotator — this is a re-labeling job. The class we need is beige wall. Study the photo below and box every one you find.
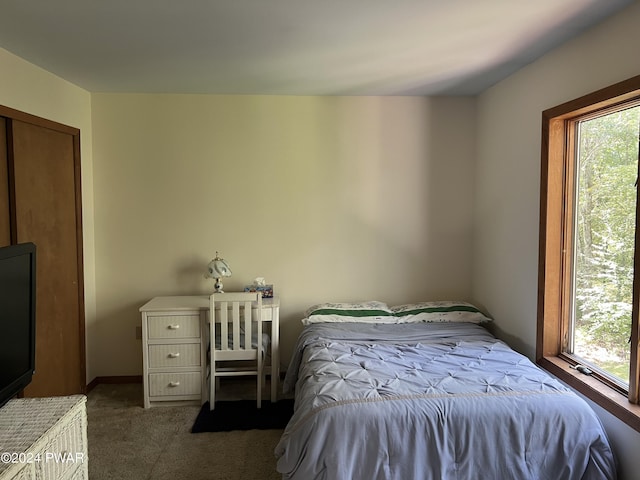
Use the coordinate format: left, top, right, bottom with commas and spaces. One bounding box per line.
472, 2, 640, 478
0, 48, 97, 385
91, 94, 477, 375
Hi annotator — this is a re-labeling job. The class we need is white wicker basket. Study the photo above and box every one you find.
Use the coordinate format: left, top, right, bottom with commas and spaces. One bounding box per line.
0, 395, 87, 480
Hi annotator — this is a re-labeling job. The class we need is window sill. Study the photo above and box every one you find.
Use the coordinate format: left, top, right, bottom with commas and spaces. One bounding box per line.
538, 356, 640, 433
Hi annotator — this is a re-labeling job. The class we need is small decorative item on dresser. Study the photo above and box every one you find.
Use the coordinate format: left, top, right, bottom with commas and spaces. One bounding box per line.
205, 252, 232, 293
244, 276, 274, 298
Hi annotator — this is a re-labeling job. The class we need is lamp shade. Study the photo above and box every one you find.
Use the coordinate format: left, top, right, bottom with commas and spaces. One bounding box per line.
206, 253, 232, 279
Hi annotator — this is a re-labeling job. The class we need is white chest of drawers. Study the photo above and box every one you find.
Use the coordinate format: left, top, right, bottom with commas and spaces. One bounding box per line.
140, 300, 206, 408
0, 395, 88, 480
139, 295, 280, 408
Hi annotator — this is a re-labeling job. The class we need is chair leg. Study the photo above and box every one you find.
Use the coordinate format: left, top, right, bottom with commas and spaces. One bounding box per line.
257, 374, 262, 409
210, 365, 216, 411
257, 361, 262, 409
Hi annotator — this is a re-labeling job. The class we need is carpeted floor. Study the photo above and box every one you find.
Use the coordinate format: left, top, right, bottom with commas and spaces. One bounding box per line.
87, 380, 285, 480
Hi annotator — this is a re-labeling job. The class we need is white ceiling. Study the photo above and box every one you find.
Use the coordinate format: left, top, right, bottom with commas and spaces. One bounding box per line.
0, 0, 632, 96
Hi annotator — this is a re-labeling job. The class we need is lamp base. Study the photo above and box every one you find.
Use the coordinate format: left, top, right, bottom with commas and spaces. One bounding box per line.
214, 277, 224, 293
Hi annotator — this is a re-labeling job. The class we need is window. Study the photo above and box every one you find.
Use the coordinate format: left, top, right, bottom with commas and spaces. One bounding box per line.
538, 75, 640, 432
571, 105, 640, 388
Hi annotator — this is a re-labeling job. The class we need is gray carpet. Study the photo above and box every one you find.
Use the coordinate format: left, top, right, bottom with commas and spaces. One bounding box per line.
87, 382, 283, 480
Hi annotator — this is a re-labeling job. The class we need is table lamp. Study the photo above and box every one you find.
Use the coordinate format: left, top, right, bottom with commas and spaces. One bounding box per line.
206, 252, 232, 293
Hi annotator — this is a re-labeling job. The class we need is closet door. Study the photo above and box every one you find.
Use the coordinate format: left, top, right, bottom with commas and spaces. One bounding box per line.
7, 116, 85, 397
0, 117, 9, 246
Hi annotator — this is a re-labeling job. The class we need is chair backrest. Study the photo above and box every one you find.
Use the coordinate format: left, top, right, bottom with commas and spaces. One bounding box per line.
210, 292, 262, 361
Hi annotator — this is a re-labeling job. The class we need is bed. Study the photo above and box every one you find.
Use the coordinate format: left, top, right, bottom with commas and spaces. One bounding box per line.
274, 301, 617, 480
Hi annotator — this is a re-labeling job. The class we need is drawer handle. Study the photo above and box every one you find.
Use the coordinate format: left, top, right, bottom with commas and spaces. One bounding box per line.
168, 381, 181, 387
168, 324, 180, 330
168, 352, 180, 358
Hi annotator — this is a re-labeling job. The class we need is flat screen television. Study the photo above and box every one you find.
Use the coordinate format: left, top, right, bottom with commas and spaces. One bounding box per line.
0, 242, 36, 408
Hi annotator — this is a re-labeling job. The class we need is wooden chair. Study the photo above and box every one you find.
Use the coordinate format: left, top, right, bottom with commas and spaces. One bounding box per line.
209, 292, 267, 410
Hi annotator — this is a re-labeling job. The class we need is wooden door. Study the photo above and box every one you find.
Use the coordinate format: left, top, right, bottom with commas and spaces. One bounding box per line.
5, 114, 85, 397
0, 117, 9, 246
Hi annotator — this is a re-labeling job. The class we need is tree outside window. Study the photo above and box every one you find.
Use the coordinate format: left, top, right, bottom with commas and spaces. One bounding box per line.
571, 106, 640, 386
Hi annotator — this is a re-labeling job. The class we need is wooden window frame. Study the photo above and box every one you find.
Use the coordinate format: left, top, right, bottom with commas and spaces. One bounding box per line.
537, 74, 640, 433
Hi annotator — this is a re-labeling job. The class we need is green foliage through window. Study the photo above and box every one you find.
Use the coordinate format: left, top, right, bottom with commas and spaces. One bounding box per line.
572, 106, 640, 384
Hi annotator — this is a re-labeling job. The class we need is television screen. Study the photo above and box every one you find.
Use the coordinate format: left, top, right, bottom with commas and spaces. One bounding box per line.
0, 242, 36, 408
